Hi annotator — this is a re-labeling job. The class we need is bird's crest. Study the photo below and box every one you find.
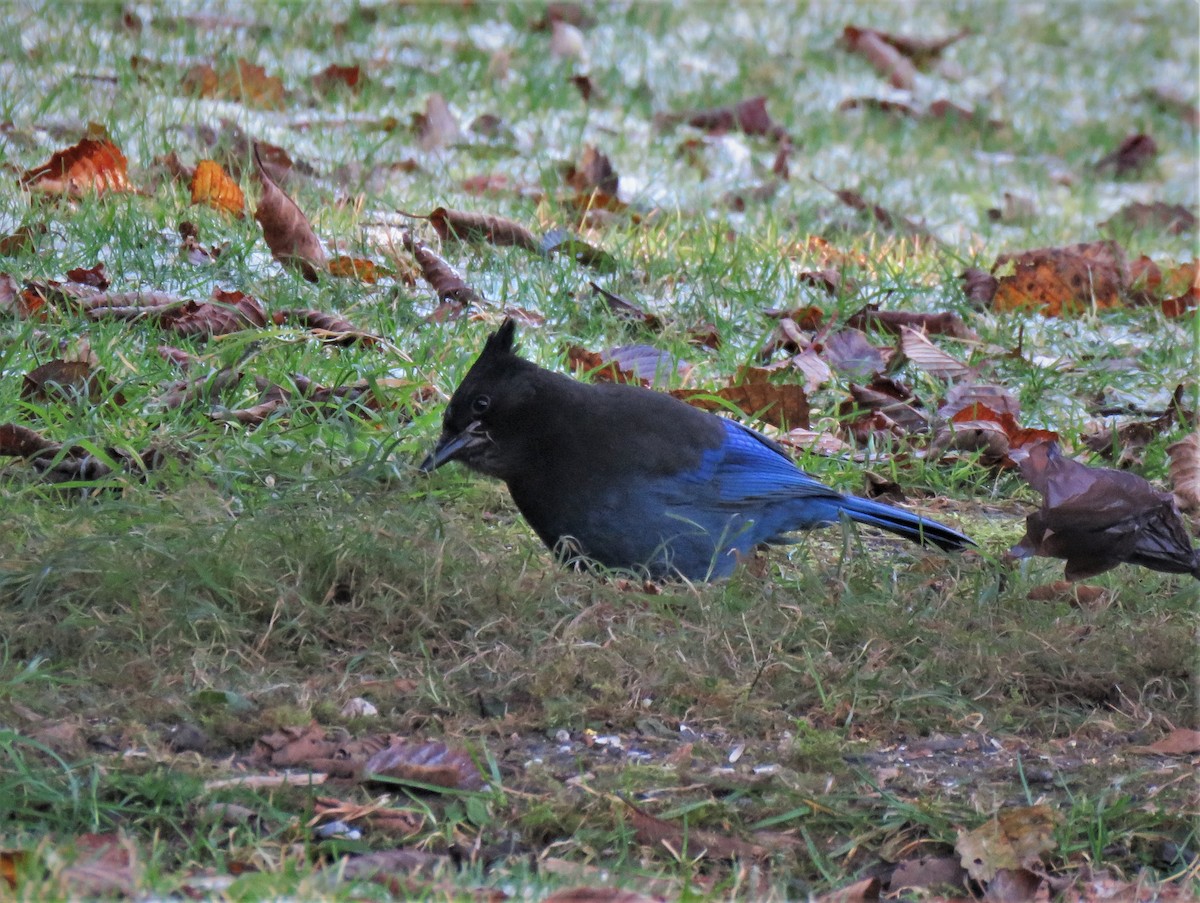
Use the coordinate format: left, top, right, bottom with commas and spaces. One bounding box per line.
482, 318, 517, 359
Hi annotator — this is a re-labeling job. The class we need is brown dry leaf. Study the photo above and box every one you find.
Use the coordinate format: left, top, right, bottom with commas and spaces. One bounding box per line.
543, 890, 661, 903
313, 796, 424, 838
624, 800, 769, 861
567, 345, 647, 386
191, 160, 245, 216
152, 367, 243, 412
157, 345, 201, 371
81, 289, 188, 320
848, 304, 977, 340
65, 263, 109, 289
956, 805, 1059, 883
365, 740, 485, 791
312, 63, 362, 93
253, 142, 326, 281
887, 854, 968, 895
424, 207, 540, 252
182, 58, 284, 109
1009, 441, 1200, 579
846, 382, 929, 437
876, 27, 971, 65
1101, 201, 1196, 235
21, 137, 133, 196
674, 378, 810, 430
565, 144, 619, 195
1025, 580, 1111, 611
832, 187, 931, 240
897, 326, 974, 381
273, 308, 381, 347
590, 281, 662, 329
1167, 431, 1200, 512
961, 266, 999, 307
821, 328, 889, 381
667, 95, 788, 141
160, 289, 268, 338
22, 359, 104, 404
540, 229, 617, 271
985, 867, 1047, 903
0, 224, 45, 256
401, 232, 482, 310
940, 383, 1021, 419
1159, 259, 1199, 317
1081, 385, 1185, 468
812, 877, 881, 903
179, 220, 226, 264
1130, 727, 1200, 756
415, 92, 459, 151
1094, 132, 1158, 177
250, 722, 391, 779
941, 403, 1059, 466
0, 422, 62, 459
57, 833, 137, 899
842, 26, 916, 90
992, 241, 1125, 315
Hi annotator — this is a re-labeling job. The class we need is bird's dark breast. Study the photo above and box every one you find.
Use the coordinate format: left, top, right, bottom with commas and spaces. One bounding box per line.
502, 383, 729, 572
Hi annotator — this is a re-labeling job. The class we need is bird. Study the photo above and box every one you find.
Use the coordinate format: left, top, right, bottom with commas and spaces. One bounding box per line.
421, 319, 974, 581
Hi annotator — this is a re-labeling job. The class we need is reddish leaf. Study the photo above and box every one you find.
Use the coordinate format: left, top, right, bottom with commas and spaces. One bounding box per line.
21, 137, 133, 196
161, 289, 269, 338
842, 26, 916, 90
424, 207, 540, 252
565, 144, 619, 195
848, 304, 977, 339
1132, 728, 1200, 756
312, 63, 362, 93
253, 142, 327, 281
876, 27, 971, 64
832, 187, 931, 240
567, 345, 647, 386
0, 224, 45, 256
402, 232, 482, 308
274, 309, 381, 347
960, 267, 999, 307
1009, 441, 1200, 579
65, 263, 109, 289
182, 58, 284, 109
1094, 132, 1157, 177
676, 95, 788, 141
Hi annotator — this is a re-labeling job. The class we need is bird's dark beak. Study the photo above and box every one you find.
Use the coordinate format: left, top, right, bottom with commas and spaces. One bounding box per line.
419, 421, 487, 473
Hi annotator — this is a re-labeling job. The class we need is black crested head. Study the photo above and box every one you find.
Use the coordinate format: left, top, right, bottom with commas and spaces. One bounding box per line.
419, 319, 544, 479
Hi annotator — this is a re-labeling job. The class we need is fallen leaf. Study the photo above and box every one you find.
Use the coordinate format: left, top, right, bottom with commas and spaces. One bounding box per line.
1025, 580, 1111, 611
160, 289, 269, 338
22, 359, 104, 404
961, 267, 999, 307
326, 255, 384, 283
415, 92, 459, 151
992, 241, 1125, 315
897, 326, 974, 380
365, 740, 485, 791
312, 63, 362, 93
540, 229, 617, 271
253, 142, 327, 281
424, 207, 540, 252
565, 144, 619, 195
1009, 441, 1200, 579
0, 224, 45, 256
1167, 431, 1200, 512
811, 877, 880, 903
1094, 133, 1158, 177
1100, 201, 1196, 235
848, 305, 977, 340
182, 58, 284, 109
674, 377, 810, 430
57, 833, 137, 899
874, 27, 971, 65
956, 805, 1059, 883
274, 308, 381, 346
21, 137, 133, 196
1130, 728, 1200, 756
666, 96, 788, 142
887, 854, 968, 895
250, 722, 391, 779
842, 26, 916, 89
624, 800, 768, 861
821, 328, 888, 381
590, 281, 662, 329
65, 263, 109, 289
191, 160, 245, 216
401, 232, 482, 308
543, 890, 660, 903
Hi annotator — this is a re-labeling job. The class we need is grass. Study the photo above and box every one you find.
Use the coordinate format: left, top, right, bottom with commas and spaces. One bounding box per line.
0, 0, 1197, 897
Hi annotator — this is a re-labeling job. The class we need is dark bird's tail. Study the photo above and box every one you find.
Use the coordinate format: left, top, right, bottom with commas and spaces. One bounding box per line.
836, 496, 974, 552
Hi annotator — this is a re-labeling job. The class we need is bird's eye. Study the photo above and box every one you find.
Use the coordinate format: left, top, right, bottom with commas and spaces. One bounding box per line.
471, 395, 491, 415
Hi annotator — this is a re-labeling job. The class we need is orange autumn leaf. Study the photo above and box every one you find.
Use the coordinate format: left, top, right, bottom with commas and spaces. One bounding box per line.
190, 160, 245, 216
992, 241, 1123, 315
327, 255, 383, 283
183, 59, 284, 109
1160, 259, 1199, 317
21, 138, 133, 196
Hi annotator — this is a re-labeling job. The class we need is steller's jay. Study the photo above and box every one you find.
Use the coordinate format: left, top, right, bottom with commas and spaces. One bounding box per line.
421, 320, 974, 581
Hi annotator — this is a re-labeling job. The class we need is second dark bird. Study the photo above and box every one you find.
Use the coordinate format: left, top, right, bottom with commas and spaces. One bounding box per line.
421, 320, 974, 581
